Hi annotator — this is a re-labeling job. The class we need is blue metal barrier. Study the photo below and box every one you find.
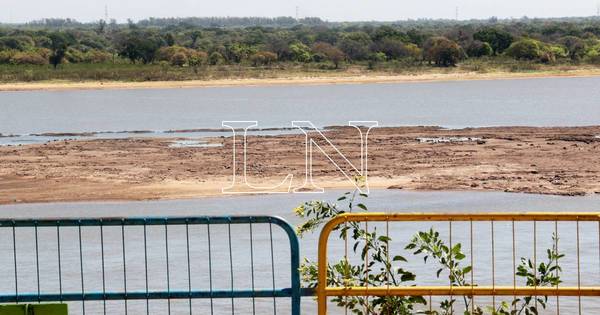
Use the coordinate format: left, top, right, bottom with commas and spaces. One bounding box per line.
0, 216, 301, 315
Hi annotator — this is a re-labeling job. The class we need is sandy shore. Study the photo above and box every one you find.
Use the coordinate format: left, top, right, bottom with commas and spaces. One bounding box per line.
2, 69, 600, 91
1, 126, 600, 204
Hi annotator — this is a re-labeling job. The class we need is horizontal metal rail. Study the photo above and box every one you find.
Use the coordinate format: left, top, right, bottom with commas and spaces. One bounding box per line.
323, 286, 600, 297
317, 212, 600, 314
0, 215, 301, 315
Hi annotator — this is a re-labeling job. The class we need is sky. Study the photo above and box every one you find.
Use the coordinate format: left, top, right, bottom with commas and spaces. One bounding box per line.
1, 0, 599, 23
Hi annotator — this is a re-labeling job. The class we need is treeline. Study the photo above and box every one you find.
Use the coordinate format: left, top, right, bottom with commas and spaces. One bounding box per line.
3, 17, 600, 70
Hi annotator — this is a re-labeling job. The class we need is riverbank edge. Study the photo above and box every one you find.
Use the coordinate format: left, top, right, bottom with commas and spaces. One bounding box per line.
2, 69, 600, 91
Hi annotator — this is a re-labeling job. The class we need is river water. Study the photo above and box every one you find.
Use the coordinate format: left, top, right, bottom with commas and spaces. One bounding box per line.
0, 190, 599, 314
1, 77, 600, 145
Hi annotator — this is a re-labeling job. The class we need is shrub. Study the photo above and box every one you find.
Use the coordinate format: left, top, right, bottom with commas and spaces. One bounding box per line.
311, 42, 345, 68
423, 36, 464, 66
156, 45, 190, 62
505, 38, 543, 60
0, 50, 16, 64
403, 43, 422, 60
584, 44, 600, 64
65, 48, 85, 63
188, 50, 208, 67
10, 51, 48, 65
208, 51, 225, 65
83, 49, 112, 63
250, 51, 278, 66
170, 52, 187, 66
473, 28, 514, 54
466, 40, 493, 57
561, 36, 586, 60
289, 42, 312, 63
372, 38, 414, 60
0, 36, 35, 51
337, 32, 373, 61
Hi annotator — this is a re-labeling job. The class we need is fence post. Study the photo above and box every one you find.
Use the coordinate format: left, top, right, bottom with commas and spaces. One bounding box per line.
271, 216, 301, 315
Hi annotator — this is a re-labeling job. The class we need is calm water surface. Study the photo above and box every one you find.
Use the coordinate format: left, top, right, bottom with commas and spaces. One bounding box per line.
0, 190, 599, 314
1, 77, 600, 136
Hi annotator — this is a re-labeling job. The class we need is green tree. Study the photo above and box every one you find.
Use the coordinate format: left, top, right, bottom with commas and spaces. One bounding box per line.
423, 36, 464, 67
505, 38, 543, 60
208, 51, 225, 65
466, 40, 493, 57
561, 36, 586, 60
473, 28, 514, 54
48, 32, 74, 69
312, 42, 345, 68
117, 31, 165, 64
170, 52, 187, 66
250, 51, 277, 66
337, 32, 372, 61
372, 38, 414, 60
289, 41, 312, 62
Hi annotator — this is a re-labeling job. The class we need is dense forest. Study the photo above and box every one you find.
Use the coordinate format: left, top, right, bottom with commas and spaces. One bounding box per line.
2, 16, 600, 81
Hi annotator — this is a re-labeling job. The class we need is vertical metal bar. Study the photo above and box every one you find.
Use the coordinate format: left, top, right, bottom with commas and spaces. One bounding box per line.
555, 220, 560, 315
78, 223, 86, 315
533, 220, 537, 310
287, 219, 301, 315
364, 221, 368, 314
385, 219, 390, 294
57, 223, 63, 302
470, 220, 474, 314
186, 221, 192, 315
577, 220, 581, 315
428, 295, 432, 313
512, 220, 516, 313
491, 221, 495, 309
165, 223, 171, 315
249, 220, 256, 315
12, 224, 18, 304
269, 221, 277, 315
34, 223, 40, 303
449, 220, 453, 314
143, 222, 149, 315
100, 223, 106, 315
228, 221, 235, 315
344, 217, 348, 315
207, 219, 214, 315
122, 222, 128, 315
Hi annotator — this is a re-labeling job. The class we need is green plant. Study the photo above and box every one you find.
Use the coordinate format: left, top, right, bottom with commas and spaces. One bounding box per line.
295, 181, 426, 314
294, 187, 565, 315
407, 228, 477, 313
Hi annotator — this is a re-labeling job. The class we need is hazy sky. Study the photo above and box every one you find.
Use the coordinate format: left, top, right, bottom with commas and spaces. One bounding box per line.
2, 0, 599, 23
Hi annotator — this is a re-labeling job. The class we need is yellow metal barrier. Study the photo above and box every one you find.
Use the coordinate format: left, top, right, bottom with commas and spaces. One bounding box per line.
317, 212, 600, 314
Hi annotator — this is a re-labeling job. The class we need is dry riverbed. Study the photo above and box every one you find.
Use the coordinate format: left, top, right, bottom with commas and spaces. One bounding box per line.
1, 126, 600, 204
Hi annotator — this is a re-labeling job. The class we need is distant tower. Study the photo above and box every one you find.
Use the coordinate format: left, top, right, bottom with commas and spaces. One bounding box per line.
455, 6, 459, 20
295, 6, 299, 21
104, 5, 109, 21
597, 2, 600, 16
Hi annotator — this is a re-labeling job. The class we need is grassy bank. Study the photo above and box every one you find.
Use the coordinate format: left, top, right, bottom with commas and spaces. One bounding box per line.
1, 58, 599, 83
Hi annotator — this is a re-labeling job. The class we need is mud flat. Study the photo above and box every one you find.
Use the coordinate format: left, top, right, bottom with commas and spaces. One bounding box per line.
1, 126, 600, 204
